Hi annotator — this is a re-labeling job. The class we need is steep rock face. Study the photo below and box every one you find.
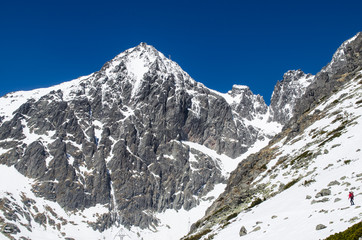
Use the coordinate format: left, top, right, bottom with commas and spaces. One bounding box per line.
269, 70, 314, 125
216, 85, 278, 144
323, 32, 362, 75
291, 32, 362, 127
0, 43, 277, 229
226, 85, 268, 121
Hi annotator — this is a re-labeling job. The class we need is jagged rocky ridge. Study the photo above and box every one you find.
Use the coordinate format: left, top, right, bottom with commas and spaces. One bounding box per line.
0, 41, 311, 233
269, 69, 314, 125
184, 32, 362, 239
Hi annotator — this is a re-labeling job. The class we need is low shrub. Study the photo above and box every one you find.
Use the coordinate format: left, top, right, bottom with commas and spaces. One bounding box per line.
225, 212, 238, 221
283, 178, 299, 190
324, 221, 362, 240
183, 228, 212, 240
344, 160, 351, 165
302, 179, 316, 186
248, 198, 263, 209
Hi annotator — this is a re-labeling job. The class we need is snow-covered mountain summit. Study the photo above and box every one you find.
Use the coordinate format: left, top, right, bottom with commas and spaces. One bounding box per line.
110, 42, 185, 77
0, 42, 198, 121
100, 42, 199, 99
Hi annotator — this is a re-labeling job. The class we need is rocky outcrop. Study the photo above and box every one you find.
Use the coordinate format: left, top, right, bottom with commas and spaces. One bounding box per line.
290, 32, 362, 127
239, 226, 247, 236
227, 85, 268, 121
269, 70, 314, 125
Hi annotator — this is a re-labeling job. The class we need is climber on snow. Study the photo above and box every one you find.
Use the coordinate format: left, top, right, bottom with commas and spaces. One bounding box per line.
348, 191, 354, 206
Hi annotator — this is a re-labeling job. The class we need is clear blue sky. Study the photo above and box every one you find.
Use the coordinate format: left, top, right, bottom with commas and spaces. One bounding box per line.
0, 0, 361, 104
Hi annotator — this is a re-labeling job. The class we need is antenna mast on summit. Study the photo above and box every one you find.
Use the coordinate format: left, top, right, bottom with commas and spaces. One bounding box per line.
113, 228, 129, 240
169, 54, 171, 60
115, 234, 126, 240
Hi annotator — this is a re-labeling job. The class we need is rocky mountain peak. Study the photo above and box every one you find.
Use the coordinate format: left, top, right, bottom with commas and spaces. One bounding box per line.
98, 43, 197, 100
282, 69, 313, 83
322, 32, 362, 75
227, 85, 250, 97
223, 85, 268, 121
270, 32, 361, 127
112, 42, 178, 74
115, 42, 160, 60
290, 32, 362, 125
268, 69, 314, 125
0, 40, 285, 232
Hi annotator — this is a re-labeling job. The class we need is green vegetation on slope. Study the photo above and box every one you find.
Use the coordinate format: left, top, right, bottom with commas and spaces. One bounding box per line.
325, 222, 362, 240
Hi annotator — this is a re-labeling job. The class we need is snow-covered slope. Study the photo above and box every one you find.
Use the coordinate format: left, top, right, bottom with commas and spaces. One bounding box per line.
185, 71, 362, 240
